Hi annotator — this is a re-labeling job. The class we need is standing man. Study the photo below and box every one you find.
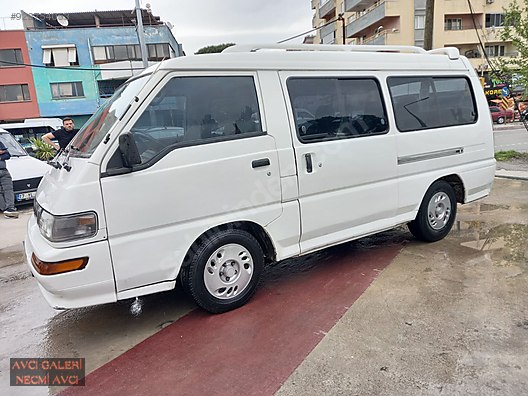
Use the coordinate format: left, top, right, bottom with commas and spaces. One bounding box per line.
0, 140, 18, 218
42, 117, 78, 151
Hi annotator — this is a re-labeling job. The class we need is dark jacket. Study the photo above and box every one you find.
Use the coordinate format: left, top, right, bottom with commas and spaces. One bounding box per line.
0, 141, 11, 170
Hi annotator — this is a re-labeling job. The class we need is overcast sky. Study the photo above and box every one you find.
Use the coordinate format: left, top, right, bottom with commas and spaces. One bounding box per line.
0, 0, 315, 54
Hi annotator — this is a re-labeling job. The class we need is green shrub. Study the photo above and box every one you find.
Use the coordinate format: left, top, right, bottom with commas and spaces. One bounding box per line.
29, 137, 57, 161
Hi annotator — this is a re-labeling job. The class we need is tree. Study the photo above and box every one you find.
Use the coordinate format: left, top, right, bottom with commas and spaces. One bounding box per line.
500, 0, 528, 93
195, 43, 235, 55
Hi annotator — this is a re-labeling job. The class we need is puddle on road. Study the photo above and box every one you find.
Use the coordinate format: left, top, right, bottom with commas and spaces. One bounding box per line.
454, 221, 528, 264
477, 203, 510, 212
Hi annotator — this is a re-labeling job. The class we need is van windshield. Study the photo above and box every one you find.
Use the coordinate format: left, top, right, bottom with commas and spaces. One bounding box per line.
69, 75, 149, 158
0, 132, 27, 157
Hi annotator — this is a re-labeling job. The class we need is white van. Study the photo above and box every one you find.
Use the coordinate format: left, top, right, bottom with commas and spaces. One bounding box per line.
0, 129, 50, 204
25, 44, 495, 313
0, 118, 63, 151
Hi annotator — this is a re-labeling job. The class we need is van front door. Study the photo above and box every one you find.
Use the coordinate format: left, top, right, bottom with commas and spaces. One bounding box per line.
101, 74, 282, 293
281, 74, 398, 253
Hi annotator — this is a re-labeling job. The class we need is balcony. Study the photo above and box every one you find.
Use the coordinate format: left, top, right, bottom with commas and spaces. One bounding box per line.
346, 1, 397, 37
319, 0, 336, 19
482, 27, 509, 43
363, 29, 401, 45
345, 0, 376, 13
443, 27, 481, 45
320, 21, 337, 40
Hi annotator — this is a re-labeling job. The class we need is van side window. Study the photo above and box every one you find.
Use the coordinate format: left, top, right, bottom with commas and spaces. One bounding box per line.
287, 78, 388, 143
387, 76, 477, 132
130, 76, 262, 164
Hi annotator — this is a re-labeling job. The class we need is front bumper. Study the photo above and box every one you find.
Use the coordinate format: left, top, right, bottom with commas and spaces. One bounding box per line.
25, 215, 117, 309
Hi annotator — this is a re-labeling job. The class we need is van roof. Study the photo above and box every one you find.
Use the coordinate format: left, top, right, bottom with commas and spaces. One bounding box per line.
0, 118, 62, 130
157, 44, 470, 73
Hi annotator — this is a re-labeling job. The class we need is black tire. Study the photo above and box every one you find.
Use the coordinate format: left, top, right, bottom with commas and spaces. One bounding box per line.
408, 180, 457, 242
179, 229, 264, 314
497, 116, 505, 124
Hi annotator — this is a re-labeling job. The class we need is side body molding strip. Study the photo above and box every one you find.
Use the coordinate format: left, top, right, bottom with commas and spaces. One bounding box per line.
398, 147, 464, 165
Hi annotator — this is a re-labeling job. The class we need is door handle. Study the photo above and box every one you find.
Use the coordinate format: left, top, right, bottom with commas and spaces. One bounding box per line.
252, 158, 270, 168
305, 153, 313, 173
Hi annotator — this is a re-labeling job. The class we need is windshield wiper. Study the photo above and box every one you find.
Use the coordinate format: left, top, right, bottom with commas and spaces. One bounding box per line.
62, 146, 80, 172
47, 149, 63, 169
403, 97, 429, 128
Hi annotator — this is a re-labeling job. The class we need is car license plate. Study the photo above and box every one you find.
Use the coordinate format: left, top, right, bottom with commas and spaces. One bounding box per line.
16, 191, 36, 201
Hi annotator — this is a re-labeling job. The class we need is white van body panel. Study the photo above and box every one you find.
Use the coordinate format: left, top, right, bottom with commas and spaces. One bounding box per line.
101, 136, 283, 292
99, 71, 283, 292
389, 70, 495, 218
279, 70, 399, 253
24, 46, 496, 310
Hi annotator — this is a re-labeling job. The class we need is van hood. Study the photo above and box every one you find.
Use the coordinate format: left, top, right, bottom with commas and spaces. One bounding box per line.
5, 156, 51, 181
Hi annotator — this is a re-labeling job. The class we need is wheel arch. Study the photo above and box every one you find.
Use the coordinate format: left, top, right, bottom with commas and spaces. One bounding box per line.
438, 174, 465, 204
181, 221, 277, 270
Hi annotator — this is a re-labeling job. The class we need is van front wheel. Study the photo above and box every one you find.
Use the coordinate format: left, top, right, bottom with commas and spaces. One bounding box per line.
180, 229, 264, 313
408, 181, 457, 242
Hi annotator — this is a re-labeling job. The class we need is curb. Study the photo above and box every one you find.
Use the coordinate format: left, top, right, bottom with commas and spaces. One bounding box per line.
495, 172, 528, 181
493, 122, 527, 131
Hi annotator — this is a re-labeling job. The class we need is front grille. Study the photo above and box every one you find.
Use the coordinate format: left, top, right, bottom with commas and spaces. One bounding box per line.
13, 177, 43, 193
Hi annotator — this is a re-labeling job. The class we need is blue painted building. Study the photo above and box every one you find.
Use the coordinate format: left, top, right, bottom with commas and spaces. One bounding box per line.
22, 9, 183, 127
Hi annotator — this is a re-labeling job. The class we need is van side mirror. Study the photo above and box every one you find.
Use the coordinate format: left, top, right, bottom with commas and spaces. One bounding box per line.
119, 132, 142, 168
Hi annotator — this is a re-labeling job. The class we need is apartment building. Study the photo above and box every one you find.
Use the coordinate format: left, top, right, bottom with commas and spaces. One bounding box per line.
20, 8, 183, 127
0, 31, 40, 122
311, 0, 516, 75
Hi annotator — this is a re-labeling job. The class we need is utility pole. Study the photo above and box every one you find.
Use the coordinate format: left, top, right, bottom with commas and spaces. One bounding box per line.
338, 13, 346, 45
135, 0, 149, 68
424, 0, 435, 50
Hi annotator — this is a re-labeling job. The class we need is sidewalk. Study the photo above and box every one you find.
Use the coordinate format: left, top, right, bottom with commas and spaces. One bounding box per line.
495, 157, 528, 181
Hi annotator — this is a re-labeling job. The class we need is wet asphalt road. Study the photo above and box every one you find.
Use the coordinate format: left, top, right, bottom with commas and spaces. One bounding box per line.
0, 178, 527, 395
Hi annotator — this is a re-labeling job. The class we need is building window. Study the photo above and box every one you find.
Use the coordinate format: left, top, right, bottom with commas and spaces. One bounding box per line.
415, 15, 425, 29
445, 18, 462, 30
92, 43, 172, 64
43, 45, 78, 67
0, 84, 31, 102
485, 45, 505, 57
0, 49, 23, 67
147, 44, 170, 61
485, 14, 504, 28
50, 82, 84, 99
98, 80, 127, 98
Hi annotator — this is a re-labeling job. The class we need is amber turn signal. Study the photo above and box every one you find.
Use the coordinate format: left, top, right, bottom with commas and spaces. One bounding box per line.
31, 254, 88, 275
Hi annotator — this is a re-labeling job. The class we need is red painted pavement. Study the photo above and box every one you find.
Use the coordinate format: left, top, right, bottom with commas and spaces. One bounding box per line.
62, 244, 401, 396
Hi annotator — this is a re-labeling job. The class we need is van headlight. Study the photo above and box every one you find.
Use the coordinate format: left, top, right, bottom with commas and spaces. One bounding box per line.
35, 204, 98, 242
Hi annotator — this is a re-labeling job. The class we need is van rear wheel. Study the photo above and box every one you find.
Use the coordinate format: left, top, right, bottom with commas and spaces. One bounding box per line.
408, 180, 457, 242
180, 229, 264, 314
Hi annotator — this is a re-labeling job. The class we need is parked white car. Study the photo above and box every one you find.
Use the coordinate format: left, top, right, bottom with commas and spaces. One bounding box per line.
25, 44, 495, 313
0, 129, 50, 204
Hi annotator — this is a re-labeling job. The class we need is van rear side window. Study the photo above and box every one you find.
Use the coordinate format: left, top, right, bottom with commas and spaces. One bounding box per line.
287, 78, 388, 143
387, 76, 477, 132
131, 76, 263, 164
